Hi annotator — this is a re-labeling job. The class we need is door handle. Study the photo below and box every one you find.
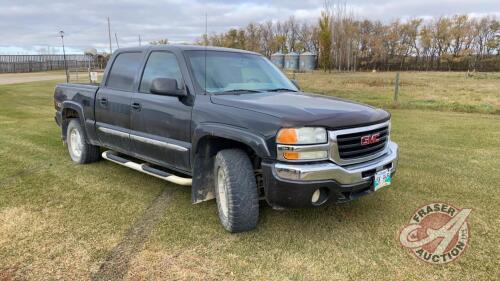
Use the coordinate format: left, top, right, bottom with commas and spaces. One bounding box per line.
99, 97, 108, 106
131, 102, 141, 111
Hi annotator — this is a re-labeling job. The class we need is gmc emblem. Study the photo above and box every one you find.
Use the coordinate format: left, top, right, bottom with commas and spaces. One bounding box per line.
360, 133, 380, 145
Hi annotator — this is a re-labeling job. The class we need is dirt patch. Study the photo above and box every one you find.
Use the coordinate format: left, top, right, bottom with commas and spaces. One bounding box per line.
0, 165, 49, 188
0, 72, 65, 85
92, 188, 173, 281
0, 265, 20, 281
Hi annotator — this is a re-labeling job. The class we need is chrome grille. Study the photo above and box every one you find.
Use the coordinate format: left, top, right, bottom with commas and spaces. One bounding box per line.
329, 121, 390, 165
337, 126, 389, 159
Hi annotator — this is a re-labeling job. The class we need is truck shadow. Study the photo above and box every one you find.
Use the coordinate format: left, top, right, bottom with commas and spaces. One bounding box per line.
256, 192, 398, 234
158, 180, 399, 238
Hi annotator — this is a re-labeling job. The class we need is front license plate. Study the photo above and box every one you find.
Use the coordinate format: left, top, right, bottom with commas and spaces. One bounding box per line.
374, 169, 391, 191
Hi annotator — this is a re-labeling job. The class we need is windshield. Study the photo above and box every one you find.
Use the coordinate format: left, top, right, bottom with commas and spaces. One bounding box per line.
185, 50, 298, 94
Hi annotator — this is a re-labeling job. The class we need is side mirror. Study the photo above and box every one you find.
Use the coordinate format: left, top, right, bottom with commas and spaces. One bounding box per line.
291, 79, 301, 90
150, 78, 186, 97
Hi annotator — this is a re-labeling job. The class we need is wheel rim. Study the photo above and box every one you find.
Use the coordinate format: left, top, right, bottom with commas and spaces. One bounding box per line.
69, 128, 83, 159
217, 167, 229, 218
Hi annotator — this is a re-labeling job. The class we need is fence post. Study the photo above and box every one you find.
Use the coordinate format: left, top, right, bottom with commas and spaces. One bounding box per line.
394, 72, 400, 105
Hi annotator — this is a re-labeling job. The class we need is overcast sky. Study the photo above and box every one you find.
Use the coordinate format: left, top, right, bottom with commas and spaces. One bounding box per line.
1, 0, 499, 54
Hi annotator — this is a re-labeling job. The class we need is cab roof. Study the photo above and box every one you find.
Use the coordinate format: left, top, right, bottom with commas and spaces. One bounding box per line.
114, 44, 260, 56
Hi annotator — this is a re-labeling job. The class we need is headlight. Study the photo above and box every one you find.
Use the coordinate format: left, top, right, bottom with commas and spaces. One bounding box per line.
276, 127, 329, 161
276, 127, 327, 145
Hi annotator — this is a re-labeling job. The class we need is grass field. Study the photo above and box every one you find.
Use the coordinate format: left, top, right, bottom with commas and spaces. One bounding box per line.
0, 74, 499, 280
293, 71, 500, 114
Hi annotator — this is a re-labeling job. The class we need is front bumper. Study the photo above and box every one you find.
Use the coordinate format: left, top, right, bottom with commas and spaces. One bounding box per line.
262, 141, 398, 208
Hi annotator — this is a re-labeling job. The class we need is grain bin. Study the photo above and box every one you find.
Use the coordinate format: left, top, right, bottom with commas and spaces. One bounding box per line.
299, 52, 317, 71
284, 52, 299, 71
270, 52, 285, 69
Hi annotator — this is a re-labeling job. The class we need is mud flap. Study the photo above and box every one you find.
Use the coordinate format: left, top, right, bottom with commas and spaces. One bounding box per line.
191, 153, 215, 203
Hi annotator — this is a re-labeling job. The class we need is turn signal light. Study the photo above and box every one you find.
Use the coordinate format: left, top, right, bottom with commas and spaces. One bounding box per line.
283, 151, 299, 160
277, 128, 298, 144
282, 151, 328, 161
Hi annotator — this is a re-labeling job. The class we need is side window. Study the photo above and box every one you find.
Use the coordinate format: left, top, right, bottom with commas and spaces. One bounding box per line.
140, 52, 183, 93
106, 52, 143, 91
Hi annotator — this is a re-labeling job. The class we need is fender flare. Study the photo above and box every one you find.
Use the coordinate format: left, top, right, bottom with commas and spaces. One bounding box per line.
61, 101, 87, 139
190, 123, 272, 204
192, 123, 271, 159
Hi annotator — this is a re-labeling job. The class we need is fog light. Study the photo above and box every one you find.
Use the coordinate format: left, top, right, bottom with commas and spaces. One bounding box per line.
311, 187, 329, 206
311, 189, 321, 203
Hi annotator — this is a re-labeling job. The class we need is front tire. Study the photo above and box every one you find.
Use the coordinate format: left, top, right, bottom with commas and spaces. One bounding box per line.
214, 149, 259, 233
66, 119, 100, 164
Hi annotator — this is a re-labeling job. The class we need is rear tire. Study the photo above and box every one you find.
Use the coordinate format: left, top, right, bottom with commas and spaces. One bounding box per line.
214, 149, 259, 233
66, 119, 100, 164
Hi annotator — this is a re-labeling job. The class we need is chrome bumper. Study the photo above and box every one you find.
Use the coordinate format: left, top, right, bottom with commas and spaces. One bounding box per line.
274, 141, 398, 185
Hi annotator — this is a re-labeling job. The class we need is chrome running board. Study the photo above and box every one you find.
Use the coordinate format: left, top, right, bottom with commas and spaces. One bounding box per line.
102, 150, 192, 186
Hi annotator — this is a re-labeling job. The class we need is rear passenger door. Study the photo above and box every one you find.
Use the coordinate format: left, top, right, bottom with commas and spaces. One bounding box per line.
130, 51, 192, 172
95, 51, 143, 152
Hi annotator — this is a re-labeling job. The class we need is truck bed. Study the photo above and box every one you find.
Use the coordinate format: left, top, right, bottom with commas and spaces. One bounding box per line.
54, 82, 99, 130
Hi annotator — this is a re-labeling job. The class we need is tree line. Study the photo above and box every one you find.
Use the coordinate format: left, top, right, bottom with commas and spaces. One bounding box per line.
197, 3, 499, 72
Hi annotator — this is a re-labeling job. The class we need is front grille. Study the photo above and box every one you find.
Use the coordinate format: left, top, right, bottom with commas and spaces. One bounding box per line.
336, 125, 389, 160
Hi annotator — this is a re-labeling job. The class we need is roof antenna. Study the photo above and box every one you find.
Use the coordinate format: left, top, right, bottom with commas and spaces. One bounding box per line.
204, 11, 207, 95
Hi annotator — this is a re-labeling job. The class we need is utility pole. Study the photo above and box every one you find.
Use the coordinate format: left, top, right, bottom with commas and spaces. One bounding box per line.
115, 33, 120, 49
139, 35, 142, 46
107, 17, 112, 54
59, 30, 69, 83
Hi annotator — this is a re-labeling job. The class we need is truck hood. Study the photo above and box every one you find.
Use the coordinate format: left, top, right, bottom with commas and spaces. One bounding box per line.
210, 91, 390, 129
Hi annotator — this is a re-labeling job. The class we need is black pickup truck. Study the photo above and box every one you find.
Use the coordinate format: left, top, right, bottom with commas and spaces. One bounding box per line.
54, 45, 398, 232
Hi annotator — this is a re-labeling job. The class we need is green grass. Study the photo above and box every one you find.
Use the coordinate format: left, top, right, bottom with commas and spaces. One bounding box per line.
0, 78, 499, 280
292, 71, 500, 114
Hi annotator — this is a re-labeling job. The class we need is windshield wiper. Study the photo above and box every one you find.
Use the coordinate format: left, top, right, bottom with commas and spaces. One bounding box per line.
263, 88, 298, 92
218, 89, 263, 94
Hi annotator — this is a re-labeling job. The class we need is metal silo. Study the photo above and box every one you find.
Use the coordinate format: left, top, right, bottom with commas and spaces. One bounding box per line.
299, 52, 317, 72
284, 52, 299, 71
270, 52, 285, 69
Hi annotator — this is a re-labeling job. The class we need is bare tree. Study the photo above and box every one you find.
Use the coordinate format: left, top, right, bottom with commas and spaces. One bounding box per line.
318, 2, 332, 72
196, 9, 500, 71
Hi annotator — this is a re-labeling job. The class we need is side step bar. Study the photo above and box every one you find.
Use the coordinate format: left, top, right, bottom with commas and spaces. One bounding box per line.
102, 151, 192, 186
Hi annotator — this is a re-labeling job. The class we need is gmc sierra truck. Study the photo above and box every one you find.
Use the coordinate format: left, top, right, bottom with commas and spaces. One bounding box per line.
54, 45, 398, 233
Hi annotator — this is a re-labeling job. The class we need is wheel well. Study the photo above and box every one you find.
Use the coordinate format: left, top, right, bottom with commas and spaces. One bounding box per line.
191, 136, 264, 203
61, 108, 80, 140
63, 108, 79, 119
195, 136, 261, 169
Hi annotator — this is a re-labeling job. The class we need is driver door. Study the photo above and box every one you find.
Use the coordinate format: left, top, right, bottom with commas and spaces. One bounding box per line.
130, 51, 192, 172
